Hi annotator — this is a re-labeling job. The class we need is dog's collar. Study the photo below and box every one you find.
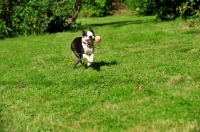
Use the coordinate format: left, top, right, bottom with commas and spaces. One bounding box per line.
82, 41, 87, 45
82, 39, 94, 48
82, 38, 86, 44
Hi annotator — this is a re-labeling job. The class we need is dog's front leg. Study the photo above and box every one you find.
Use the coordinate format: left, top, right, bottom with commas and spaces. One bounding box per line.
82, 54, 93, 66
88, 54, 94, 66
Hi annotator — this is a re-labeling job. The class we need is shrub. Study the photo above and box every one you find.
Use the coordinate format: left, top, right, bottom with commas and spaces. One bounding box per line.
0, 0, 12, 38
122, 0, 148, 13
0, 0, 75, 38
177, 0, 200, 19
79, 0, 111, 17
123, 0, 200, 20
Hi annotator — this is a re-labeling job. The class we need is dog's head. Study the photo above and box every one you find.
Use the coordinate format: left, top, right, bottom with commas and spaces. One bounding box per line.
82, 27, 95, 44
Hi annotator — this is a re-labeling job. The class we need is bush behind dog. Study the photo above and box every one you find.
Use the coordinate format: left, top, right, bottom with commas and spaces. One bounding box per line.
0, 0, 74, 38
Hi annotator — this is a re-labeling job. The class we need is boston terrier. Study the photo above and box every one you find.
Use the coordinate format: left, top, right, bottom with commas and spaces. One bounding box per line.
71, 27, 95, 69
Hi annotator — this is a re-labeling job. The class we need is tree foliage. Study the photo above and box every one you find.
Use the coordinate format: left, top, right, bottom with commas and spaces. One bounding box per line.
0, 0, 77, 38
0, 0, 111, 38
1, 0, 199, 38
123, 0, 200, 20
79, 0, 111, 17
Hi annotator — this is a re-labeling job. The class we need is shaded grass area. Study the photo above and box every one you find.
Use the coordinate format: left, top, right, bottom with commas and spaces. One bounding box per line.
1, 14, 200, 131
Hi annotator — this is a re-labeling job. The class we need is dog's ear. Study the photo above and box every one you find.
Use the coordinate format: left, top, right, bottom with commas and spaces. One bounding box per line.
89, 27, 93, 32
89, 27, 95, 36
82, 30, 86, 36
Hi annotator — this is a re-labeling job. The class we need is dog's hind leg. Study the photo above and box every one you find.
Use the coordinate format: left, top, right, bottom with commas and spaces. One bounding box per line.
74, 56, 80, 69
74, 55, 84, 69
72, 47, 84, 68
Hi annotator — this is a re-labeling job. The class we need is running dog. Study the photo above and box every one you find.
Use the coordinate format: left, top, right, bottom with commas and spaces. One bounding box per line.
71, 27, 95, 69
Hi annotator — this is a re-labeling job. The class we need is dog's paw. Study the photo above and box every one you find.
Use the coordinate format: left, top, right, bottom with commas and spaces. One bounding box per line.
89, 59, 94, 63
87, 62, 92, 67
81, 60, 84, 64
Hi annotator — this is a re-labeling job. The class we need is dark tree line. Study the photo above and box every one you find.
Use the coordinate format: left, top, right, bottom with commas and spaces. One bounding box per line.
0, 0, 199, 38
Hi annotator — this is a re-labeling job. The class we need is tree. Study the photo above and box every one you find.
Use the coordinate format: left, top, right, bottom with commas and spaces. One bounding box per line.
0, 0, 77, 37
123, 0, 200, 20
0, 0, 112, 38
67, 0, 82, 23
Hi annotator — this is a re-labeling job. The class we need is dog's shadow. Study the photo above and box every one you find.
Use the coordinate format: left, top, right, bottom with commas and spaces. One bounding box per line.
88, 61, 117, 71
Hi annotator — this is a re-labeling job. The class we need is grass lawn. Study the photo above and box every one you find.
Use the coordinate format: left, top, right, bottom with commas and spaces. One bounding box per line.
1, 14, 200, 131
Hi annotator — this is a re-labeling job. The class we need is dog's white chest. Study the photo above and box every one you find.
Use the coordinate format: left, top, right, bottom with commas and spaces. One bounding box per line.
82, 43, 93, 54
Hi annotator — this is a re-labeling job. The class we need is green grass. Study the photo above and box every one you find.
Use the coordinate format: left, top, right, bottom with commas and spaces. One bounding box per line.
1, 14, 200, 132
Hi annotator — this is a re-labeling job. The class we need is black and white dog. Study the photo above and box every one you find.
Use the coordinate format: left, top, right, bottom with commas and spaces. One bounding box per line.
71, 27, 95, 69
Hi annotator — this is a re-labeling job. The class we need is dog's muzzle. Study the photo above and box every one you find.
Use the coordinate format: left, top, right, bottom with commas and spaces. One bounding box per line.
89, 36, 94, 40
87, 36, 95, 43
88, 36, 95, 40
